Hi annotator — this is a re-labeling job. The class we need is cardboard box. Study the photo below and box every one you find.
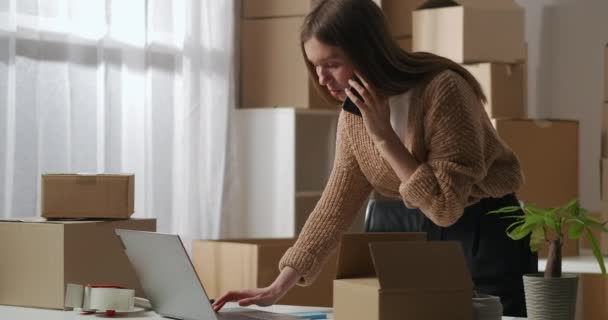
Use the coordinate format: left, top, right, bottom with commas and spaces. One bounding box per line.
381, 0, 424, 37
581, 274, 608, 320
192, 238, 337, 307
463, 63, 525, 119
395, 36, 412, 52
603, 159, 608, 202
602, 103, 608, 157
0, 218, 156, 309
42, 174, 134, 219
493, 119, 579, 257
412, 0, 525, 63
605, 46, 608, 102
334, 233, 471, 320
241, 17, 334, 109
241, 0, 311, 18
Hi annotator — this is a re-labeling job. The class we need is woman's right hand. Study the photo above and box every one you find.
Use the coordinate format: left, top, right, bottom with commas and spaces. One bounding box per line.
211, 266, 302, 312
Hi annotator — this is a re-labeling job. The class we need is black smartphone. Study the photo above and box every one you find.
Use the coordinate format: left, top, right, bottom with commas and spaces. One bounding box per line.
342, 77, 364, 117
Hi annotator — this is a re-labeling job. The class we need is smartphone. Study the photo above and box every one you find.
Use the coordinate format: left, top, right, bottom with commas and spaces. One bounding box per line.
342, 77, 364, 117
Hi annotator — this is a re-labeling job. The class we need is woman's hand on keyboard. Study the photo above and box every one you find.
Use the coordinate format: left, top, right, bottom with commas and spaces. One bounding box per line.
212, 266, 301, 312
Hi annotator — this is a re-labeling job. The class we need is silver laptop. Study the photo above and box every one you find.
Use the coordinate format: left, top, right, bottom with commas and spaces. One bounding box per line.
115, 229, 300, 320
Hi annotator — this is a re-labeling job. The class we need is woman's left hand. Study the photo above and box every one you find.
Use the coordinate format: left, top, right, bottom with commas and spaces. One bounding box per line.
345, 72, 396, 144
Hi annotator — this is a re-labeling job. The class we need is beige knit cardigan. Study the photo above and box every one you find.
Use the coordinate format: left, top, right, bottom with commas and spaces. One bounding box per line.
279, 70, 524, 285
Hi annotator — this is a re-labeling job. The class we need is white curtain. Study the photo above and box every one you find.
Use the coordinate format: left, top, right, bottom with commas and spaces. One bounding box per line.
0, 0, 236, 242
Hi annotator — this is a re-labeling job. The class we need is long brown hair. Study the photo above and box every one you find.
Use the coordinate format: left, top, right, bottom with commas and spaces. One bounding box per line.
302, 0, 487, 104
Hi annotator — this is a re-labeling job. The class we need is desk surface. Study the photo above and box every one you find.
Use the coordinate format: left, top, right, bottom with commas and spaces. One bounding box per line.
0, 303, 524, 319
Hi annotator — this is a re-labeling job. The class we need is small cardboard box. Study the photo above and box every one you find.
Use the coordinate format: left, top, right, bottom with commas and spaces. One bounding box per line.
334, 234, 472, 320
241, 0, 311, 18
395, 36, 412, 52
413, 0, 525, 63
463, 63, 525, 119
0, 218, 156, 309
240, 17, 334, 109
493, 119, 579, 257
42, 174, 134, 219
381, 0, 425, 37
192, 238, 337, 307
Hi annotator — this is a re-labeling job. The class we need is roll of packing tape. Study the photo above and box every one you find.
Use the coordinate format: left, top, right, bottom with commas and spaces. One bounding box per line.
66, 283, 139, 314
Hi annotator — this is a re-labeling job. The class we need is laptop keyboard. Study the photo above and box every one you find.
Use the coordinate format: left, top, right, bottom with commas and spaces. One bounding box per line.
218, 309, 301, 320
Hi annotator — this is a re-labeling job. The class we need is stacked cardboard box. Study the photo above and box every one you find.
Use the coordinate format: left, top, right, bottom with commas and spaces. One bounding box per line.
0, 174, 156, 309
240, 0, 333, 109
42, 174, 134, 219
413, 0, 526, 119
236, 1, 368, 239
0, 218, 155, 309
380, 0, 424, 52
412, 0, 525, 64
237, 1, 343, 236
412, 0, 579, 257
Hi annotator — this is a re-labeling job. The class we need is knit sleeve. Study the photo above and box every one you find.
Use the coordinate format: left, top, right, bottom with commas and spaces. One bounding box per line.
279, 113, 372, 286
399, 71, 488, 227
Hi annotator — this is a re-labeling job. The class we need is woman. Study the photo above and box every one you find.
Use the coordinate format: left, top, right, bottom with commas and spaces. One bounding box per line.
213, 0, 537, 316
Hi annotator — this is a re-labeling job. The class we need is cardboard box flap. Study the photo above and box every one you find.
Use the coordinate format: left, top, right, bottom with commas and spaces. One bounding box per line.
0, 217, 49, 223
417, 0, 519, 10
369, 241, 473, 291
0, 217, 102, 224
42, 173, 133, 177
336, 232, 426, 279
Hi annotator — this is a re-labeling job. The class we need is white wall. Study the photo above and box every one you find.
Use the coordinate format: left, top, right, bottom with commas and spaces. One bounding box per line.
516, 0, 608, 211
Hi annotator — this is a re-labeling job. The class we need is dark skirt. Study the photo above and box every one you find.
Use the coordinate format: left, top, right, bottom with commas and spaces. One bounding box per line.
364, 193, 538, 317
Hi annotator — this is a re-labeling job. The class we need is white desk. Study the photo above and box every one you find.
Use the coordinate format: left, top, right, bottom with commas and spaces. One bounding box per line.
0, 304, 524, 319
0, 304, 329, 319
538, 249, 607, 274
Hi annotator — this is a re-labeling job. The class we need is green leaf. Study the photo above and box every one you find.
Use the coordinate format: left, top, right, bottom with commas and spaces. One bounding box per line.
544, 216, 559, 231
506, 220, 525, 234
529, 226, 545, 252
524, 206, 549, 217
583, 217, 608, 233
577, 207, 589, 218
508, 222, 536, 240
497, 215, 527, 221
585, 229, 607, 275
562, 199, 579, 212
487, 206, 522, 215
525, 205, 551, 216
568, 221, 584, 240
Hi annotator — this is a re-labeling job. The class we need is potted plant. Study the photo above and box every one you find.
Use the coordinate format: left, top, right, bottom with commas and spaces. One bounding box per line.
489, 199, 608, 320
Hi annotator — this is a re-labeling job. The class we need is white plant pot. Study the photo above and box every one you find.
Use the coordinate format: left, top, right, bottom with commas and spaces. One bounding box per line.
523, 273, 579, 320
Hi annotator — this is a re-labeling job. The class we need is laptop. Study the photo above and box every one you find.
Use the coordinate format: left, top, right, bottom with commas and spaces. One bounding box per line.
115, 229, 301, 320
